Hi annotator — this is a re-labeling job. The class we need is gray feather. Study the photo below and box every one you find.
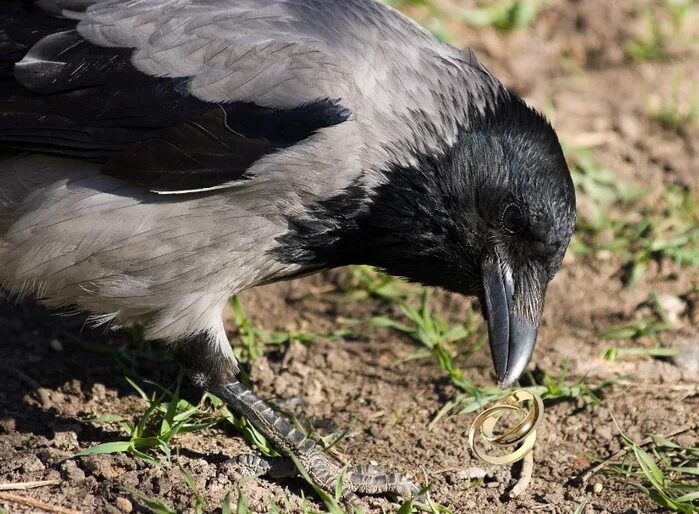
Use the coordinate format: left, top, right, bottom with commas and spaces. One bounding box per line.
73, 0, 502, 171
0, 0, 504, 343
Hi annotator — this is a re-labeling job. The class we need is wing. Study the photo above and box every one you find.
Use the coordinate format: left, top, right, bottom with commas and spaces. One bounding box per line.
1, 0, 503, 193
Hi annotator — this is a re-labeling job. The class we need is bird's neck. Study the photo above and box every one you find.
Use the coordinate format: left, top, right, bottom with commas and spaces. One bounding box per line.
273, 145, 481, 293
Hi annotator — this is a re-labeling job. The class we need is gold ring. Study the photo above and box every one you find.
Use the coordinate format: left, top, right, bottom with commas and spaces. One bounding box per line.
486, 390, 543, 446
468, 389, 544, 465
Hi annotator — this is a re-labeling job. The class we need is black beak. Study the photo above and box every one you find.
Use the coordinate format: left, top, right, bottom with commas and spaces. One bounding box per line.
481, 255, 539, 387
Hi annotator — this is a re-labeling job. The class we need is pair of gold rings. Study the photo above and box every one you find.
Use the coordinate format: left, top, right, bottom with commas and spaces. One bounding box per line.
468, 390, 544, 465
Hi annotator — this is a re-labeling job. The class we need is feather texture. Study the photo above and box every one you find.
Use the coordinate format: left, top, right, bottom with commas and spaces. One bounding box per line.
0, 0, 507, 339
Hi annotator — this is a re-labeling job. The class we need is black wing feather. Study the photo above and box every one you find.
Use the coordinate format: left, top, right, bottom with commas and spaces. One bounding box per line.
0, 2, 351, 193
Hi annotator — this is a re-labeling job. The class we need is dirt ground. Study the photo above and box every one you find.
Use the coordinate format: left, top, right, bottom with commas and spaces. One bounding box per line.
1, 1, 698, 513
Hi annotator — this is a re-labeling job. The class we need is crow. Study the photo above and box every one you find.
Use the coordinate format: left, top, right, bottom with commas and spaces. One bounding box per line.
0, 0, 576, 503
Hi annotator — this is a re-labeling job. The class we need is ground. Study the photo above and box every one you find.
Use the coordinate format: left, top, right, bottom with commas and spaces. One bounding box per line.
1, 1, 698, 513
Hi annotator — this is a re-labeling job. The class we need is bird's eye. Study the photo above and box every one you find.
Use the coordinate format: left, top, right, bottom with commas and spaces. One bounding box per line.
502, 204, 525, 233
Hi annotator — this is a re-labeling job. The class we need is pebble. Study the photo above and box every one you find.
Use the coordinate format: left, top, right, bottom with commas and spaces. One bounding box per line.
19, 455, 45, 473
673, 339, 699, 373
91, 383, 107, 402
51, 431, 80, 452
115, 497, 133, 513
82, 455, 121, 480
457, 467, 489, 480
656, 294, 686, 327
60, 460, 86, 481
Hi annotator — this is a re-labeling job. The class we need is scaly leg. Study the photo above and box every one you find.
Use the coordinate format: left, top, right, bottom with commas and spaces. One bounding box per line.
173, 332, 420, 505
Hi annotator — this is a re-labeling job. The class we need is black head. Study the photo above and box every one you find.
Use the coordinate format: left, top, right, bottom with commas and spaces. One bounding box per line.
278, 91, 576, 386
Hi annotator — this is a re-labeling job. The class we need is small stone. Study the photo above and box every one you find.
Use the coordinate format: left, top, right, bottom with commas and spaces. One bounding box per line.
0, 418, 16, 433
49, 338, 64, 351
656, 294, 686, 327
455, 467, 489, 480
91, 383, 107, 402
60, 460, 86, 481
686, 291, 699, 324
115, 497, 133, 513
51, 431, 80, 452
82, 455, 121, 479
617, 114, 642, 140
672, 340, 699, 373
19, 455, 45, 473
596, 424, 613, 441
593, 482, 603, 494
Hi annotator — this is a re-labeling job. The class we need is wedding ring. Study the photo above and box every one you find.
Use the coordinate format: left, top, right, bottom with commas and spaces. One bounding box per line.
468, 389, 544, 465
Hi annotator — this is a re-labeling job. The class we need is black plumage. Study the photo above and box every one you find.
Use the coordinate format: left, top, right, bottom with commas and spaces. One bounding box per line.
0, 0, 576, 505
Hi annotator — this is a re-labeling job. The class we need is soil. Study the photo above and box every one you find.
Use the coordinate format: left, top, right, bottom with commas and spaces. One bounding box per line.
1, 1, 698, 513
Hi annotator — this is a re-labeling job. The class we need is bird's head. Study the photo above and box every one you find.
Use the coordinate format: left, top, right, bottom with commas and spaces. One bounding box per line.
454, 94, 577, 386
384, 92, 576, 386
279, 91, 575, 386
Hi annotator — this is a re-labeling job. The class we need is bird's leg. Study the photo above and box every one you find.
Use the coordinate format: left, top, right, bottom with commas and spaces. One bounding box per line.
172, 332, 420, 503
230, 454, 298, 478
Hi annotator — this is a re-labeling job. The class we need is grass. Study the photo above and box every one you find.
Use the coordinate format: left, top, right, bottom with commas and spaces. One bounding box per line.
340, 266, 613, 426
566, 144, 699, 286
565, 143, 641, 261
126, 451, 449, 514
610, 185, 699, 286
230, 295, 353, 362
368, 287, 485, 391
381, 0, 457, 43
340, 265, 416, 303
460, 0, 544, 31
600, 289, 692, 366
431, 363, 612, 427
341, 268, 484, 393
603, 417, 699, 513
601, 292, 684, 362
76, 374, 220, 464
625, 0, 699, 61
382, 0, 547, 43
648, 74, 699, 131
77, 373, 276, 464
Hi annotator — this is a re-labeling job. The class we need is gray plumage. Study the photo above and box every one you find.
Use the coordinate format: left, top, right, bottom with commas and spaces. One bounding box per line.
0, 0, 575, 503
1, 0, 502, 346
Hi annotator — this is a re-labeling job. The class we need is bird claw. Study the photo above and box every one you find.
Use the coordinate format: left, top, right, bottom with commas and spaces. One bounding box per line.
228, 454, 297, 478
345, 463, 421, 498
230, 452, 421, 504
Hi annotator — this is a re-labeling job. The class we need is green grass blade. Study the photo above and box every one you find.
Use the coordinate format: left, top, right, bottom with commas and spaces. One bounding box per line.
75, 441, 132, 456
221, 492, 232, 514
122, 487, 177, 514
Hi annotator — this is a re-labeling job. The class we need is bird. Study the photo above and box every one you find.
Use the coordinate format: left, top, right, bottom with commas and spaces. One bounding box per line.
0, 0, 576, 504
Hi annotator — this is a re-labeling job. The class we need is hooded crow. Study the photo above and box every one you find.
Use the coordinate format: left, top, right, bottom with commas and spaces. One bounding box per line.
0, 0, 576, 502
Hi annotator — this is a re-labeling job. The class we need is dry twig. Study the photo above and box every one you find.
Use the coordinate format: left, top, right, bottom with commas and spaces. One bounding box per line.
578, 425, 694, 483
0, 479, 60, 491
0, 492, 82, 514
509, 451, 534, 497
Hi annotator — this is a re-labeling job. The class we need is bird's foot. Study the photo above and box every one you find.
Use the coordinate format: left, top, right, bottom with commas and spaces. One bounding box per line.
233, 449, 420, 505
231, 453, 298, 478
184, 367, 420, 506
344, 462, 421, 498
